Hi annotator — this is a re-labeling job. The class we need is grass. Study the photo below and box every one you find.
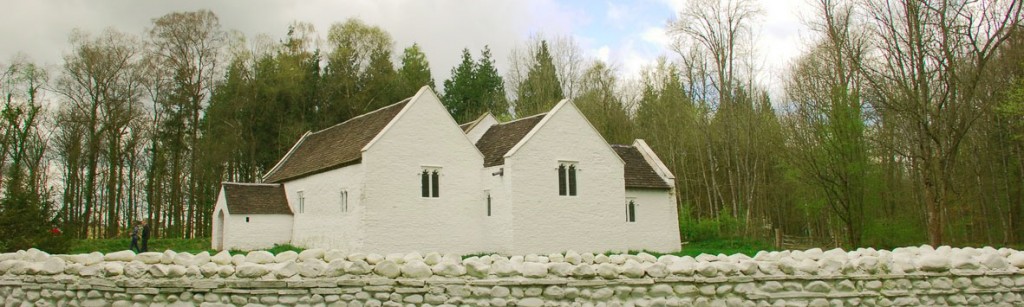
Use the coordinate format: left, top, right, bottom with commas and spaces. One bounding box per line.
67, 238, 303, 255
67, 237, 773, 258
674, 238, 775, 257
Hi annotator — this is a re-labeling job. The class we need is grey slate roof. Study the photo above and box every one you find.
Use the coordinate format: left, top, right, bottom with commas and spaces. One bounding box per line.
222, 183, 292, 215
474, 113, 546, 167
612, 145, 672, 189
263, 99, 410, 183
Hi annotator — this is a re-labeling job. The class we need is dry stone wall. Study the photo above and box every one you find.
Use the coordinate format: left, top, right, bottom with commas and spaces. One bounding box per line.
1, 246, 1023, 306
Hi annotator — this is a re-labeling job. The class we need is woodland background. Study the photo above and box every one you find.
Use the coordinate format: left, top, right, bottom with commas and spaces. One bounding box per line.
1, 0, 1022, 252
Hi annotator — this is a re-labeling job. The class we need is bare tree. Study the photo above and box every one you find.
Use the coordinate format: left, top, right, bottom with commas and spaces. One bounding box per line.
859, 0, 1022, 245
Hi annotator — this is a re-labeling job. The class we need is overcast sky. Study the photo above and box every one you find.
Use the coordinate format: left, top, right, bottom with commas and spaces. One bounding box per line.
0, 0, 813, 93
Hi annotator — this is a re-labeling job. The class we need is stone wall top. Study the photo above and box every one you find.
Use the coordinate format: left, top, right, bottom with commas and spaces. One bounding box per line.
0, 246, 1022, 281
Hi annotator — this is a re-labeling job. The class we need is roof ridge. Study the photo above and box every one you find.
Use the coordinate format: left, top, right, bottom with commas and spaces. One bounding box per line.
222, 182, 281, 186
499, 112, 547, 125
311, 97, 412, 135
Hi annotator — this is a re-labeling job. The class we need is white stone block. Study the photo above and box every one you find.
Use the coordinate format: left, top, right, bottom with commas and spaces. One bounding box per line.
275, 251, 298, 263
366, 253, 384, 265
245, 251, 275, 264
298, 248, 325, 262
401, 260, 432, 278
103, 251, 135, 262
235, 263, 269, 278
423, 252, 442, 265
211, 251, 231, 265
373, 260, 401, 278
520, 262, 548, 278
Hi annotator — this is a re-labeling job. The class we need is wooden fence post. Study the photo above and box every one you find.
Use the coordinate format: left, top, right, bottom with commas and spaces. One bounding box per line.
774, 228, 782, 250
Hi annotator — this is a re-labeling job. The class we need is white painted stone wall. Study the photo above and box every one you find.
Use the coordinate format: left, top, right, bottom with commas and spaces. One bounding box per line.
361, 89, 489, 254
282, 164, 365, 250
211, 189, 294, 251
2, 246, 1024, 306
481, 165, 514, 254
625, 188, 681, 252
222, 214, 293, 251
506, 101, 636, 254
465, 113, 498, 144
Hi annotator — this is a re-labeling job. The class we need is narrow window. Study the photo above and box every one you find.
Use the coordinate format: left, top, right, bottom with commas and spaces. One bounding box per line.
431, 170, 440, 198
298, 191, 305, 213
558, 162, 578, 196
340, 190, 348, 213
626, 200, 637, 222
568, 164, 577, 196
421, 167, 441, 198
558, 164, 567, 195
421, 170, 430, 197
245, 217, 250, 223
486, 192, 492, 216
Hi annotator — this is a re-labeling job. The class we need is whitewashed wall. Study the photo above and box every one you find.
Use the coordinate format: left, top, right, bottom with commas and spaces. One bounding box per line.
221, 214, 293, 251
211, 190, 227, 250
625, 188, 681, 252
465, 114, 498, 144
211, 188, 294, 251
361, 89, 488, 254
505, 101, 634, 254
282, 164, 364, 250
481, 165, 514, 253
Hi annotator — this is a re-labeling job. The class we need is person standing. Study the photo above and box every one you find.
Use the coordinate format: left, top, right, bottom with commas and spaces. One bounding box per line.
141, 220, 151, 252
129, 221, 141, 253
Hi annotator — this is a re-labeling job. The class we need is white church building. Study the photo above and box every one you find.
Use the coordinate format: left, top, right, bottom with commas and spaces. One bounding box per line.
211, 87, 681, 254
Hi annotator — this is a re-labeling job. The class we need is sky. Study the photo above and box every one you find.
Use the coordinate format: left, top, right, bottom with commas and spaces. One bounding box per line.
0, 0, 814, 95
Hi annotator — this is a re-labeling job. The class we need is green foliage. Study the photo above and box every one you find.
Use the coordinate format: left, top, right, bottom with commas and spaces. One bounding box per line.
397, 43, 435, 95
514, 40, 564, 117
862, 218, 925, 250
573, 61, 634, 144
264, 244, 304, 255
675, 239, 775, 257
679, 212, 743, 242
442, 46, 509, 122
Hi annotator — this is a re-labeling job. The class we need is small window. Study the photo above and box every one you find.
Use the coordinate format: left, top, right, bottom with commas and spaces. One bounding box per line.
421, 167, 441, 198
558, 162, 578, 196
297, 191, 305, 213
626, 199, 637, 222
486, 192, 492, 216
340, 190, 349, 213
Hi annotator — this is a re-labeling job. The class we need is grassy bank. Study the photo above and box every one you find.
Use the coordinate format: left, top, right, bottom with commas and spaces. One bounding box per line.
67, 238, 773, 257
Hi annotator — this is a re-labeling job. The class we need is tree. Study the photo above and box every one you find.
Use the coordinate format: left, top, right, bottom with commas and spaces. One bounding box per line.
147, 10, 226, 238
442, 49, 477, 122
0, 58, 66, 252
442, 46, 509, 122
397, 43, 435, 96
53, 29, 145, 238
859, 0, 1022, 245
513, 40, 563, 117
321, 18, 397, 124
573, 61, 633, 144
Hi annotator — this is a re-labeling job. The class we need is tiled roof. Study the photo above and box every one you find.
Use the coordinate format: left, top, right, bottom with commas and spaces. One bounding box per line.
263, 99, 410, 183
474, 114, 546, 167
222, 183, 292, 215
612, 145, 672, 189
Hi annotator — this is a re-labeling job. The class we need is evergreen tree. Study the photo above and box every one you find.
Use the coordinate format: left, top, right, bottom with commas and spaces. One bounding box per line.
514, 40, 563, 117
442, 48, 477, 122
397, 43, 435, 96
442, 46, 509, 123
474, 46, 509, 119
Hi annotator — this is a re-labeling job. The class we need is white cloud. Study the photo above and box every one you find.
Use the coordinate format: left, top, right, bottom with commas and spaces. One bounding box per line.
606, 1, 626, 23
640, 26, 671, 48
595, 46, 611, 63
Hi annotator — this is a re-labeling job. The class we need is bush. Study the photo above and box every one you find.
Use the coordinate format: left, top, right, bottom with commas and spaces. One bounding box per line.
680, 212, 743, 242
